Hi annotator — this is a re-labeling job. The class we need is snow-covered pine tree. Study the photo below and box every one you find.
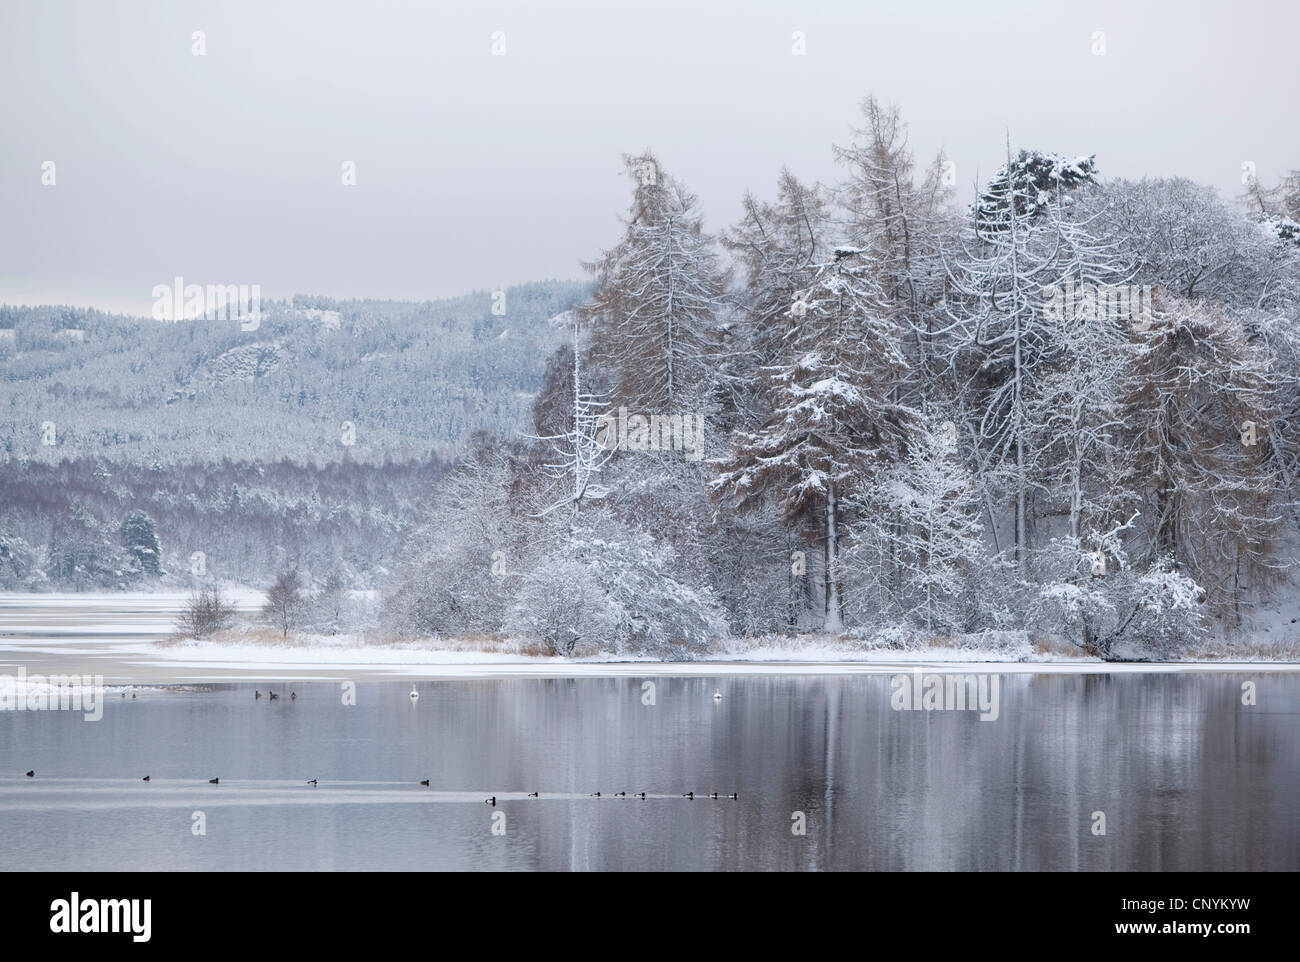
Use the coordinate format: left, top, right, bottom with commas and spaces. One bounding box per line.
973, 149, 1097, 232
1261, 214, 1300, 247
713, 247, 916, 631
582, 152, 728, 412
0, 528, 37, 589
120, 509, 162, 577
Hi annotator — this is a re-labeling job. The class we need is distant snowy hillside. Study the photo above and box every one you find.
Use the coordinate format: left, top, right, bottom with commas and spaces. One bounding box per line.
0, 279, 585, 466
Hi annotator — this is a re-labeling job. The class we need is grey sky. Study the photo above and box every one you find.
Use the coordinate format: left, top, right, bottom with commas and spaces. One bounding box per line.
2, 0, 1296, 316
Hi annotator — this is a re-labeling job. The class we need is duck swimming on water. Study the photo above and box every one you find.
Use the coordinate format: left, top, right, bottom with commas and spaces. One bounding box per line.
410, 685, 419, 701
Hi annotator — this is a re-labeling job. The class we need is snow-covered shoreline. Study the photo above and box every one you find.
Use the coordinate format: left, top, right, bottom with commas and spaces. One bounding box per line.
6, 640, 1299, 684
119, 631, 1300, 681
3, 592, 1297, 683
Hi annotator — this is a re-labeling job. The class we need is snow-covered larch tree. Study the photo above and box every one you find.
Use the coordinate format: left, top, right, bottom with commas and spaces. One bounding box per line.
582, 151, 728, 412
944, 146, 1114, 564
833, 97, 958, 407
721, 168, 830, 403
834, 98, 955, 323
1031, 200, 1139, 541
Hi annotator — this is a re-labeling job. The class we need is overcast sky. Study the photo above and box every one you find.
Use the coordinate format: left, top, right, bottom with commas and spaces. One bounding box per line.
1, 0, 1297, 316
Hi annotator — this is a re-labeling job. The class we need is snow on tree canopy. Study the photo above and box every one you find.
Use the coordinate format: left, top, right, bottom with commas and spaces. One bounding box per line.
1260, 214, 1300, 247
974, 150, 1099, 231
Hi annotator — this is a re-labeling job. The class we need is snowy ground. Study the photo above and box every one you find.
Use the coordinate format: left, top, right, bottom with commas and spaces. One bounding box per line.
1, 591, 1297, 683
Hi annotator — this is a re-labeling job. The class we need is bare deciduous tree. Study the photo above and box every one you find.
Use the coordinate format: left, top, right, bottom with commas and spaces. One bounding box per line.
178, 585, 236, 639
263, 569, 305, 639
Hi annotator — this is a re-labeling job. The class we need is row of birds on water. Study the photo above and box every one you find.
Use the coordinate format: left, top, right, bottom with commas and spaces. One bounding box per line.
480, 792, 738, 805
120, 690, 299, 700
119, 686, 723, 704
409, 687, 723, 701
22, 685, 724, 782
19, 770, 736, 800
237, 687, 722, 703
21, 771, 232, 784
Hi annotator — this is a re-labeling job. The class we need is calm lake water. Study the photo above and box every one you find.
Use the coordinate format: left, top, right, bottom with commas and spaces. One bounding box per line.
2, 674, 1297, 870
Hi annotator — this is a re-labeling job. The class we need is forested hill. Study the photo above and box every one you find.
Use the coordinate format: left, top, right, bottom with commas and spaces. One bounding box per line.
0, 280, 585, 466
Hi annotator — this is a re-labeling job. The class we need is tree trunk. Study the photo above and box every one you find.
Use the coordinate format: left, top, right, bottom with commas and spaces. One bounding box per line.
824, 482, 843, 632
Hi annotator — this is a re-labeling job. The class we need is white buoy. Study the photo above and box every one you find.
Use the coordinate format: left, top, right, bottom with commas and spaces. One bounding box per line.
713, 689, 722, 701
410, 685, 419, 702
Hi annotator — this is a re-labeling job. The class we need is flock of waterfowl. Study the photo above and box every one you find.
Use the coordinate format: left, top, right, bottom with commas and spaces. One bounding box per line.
411, 686, 724, 702
19, 685, 735, 800
18, 769, 738, 801
480, 791, 738, 805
